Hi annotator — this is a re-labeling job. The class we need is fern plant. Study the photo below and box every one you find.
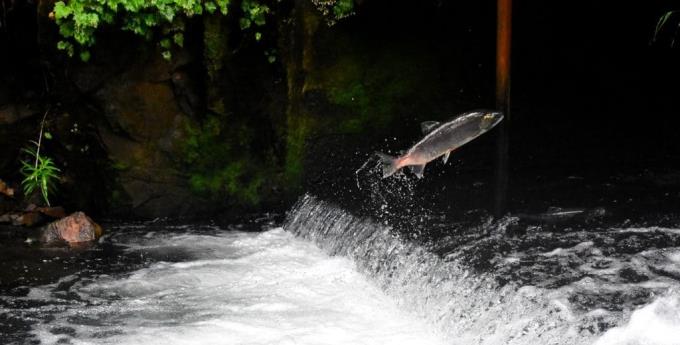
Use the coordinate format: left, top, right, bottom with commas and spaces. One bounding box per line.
20, 110, 60, 207
20, 145, 61, 207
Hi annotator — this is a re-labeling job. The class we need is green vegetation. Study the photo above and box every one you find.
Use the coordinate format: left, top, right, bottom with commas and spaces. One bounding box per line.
20, 113, 60, 206
284, 114, 314, 185
653, 10, 680, 45
311, 0, 355, 25
182, 116, 269, 205
52, 0, 356, 61
21, 147, 61, 207
52, 0, 274, 61
203, 15, 228, 81
323, 51, 424, 132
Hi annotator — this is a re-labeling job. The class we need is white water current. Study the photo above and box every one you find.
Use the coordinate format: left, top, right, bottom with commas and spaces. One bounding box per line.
3, 212, 679, 345
28, 227, 446, 345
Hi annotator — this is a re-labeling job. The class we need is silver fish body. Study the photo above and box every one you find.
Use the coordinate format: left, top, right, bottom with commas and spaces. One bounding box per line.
376, 110, 503, 178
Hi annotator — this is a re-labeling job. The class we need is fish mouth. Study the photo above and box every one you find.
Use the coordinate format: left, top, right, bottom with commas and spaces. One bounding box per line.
480, 111, 504, 130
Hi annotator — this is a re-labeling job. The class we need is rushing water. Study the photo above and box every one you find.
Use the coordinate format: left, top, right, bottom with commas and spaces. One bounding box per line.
1, 225, 445, 345
2, 194, 680, 345
285, 195, 680, 345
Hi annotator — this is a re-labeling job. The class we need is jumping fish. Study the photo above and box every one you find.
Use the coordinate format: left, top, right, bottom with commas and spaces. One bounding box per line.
376, 110, 504, 178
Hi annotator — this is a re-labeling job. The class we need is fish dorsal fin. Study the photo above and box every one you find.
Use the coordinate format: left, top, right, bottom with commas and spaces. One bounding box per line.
442, 151, 451, 164
420, 121, 441, 135
409, 164, 426, 179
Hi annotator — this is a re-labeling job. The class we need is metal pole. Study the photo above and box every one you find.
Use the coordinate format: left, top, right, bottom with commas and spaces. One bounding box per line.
494, 0, 511, 217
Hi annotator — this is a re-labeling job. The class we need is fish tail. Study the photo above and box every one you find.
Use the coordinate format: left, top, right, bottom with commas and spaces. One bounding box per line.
375, 152, 400, 178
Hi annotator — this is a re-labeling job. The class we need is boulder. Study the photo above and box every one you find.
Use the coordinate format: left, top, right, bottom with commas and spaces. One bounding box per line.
40, 212, 102, 244
90, 49, 206, 218
0, 179, 14, 197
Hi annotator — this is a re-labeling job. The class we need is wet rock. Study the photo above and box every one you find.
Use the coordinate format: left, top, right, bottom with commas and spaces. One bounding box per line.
36, 206, 66, 219
618, 267, 649, 283
0, 103, 39, 125
616, 235, 646, 254
0, 179, 14, 197
0, 211, 45, 227
0, 213, 11, 223
40, 212, 102, 244
91, 51, 206, 218
13, 212, 44, 227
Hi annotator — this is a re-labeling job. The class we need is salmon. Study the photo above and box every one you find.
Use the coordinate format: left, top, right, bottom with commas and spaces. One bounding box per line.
376, 110, 504, 178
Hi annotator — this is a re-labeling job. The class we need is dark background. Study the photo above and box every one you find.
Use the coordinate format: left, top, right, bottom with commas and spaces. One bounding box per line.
353, 0, 680, 169
304, 0, 680, 225
1, 0, 679, 219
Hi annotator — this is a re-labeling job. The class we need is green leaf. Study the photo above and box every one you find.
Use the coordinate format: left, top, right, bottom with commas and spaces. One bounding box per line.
80, 50, 91, 62
160, 37, 172, 49
255, 32, 262, 41
173, 32, 184, 47
19, 140, 60, 206
654, 11, 678, 43
53, 1, 72, 19
44, 132, 53, 140
162, 50, 172, 61
216, 0, 230, 15
239, 18, 251, 29
205, 2, 217, 13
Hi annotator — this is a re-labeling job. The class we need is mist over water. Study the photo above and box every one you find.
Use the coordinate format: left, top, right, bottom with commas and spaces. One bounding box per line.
5, 226, 445, 345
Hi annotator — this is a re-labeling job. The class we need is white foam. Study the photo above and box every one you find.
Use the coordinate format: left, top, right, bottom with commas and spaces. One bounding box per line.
32, 228, 446, 345
614, 227, 680, 235
594, 292, 680, 345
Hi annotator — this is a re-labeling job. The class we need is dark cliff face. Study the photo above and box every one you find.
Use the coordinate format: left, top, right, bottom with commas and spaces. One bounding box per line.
1, 0, 679, 219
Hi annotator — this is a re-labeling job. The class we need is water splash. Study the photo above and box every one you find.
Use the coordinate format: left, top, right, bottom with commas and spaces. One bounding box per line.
284, 194, 680, 345
2, 226, 446, 345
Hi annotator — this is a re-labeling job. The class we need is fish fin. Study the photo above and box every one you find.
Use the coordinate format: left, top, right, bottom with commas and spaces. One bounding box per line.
442, 151, 451, 164
410, 164, 425, 179
420, 121, 441, 135
375, 152, 400, 178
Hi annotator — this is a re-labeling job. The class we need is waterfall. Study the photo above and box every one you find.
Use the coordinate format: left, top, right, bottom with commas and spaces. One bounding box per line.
284, 194, 680, 345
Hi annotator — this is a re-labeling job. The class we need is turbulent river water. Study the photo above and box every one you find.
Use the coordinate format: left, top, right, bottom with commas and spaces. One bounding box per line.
2, 225, 444, 345
2, 194, 680, 345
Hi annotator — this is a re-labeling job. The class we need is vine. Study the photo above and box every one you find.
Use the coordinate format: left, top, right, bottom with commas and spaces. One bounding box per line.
51, 0, 355, 61
52, 0, 274, 61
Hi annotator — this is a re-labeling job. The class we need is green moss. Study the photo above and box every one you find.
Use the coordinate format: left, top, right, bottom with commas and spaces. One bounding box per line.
111, 160, 130, 171
321, 52, 416, 133
282, 39, 437, 190
284, 113, 315, 186
204, 15, 228, 81
181, 115, 270, 206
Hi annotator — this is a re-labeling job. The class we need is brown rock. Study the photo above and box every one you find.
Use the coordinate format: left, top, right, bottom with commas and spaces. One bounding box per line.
92, 57, 203, 218
6, 212, 44, 227
17, 212, 44, 227
0, 103, 38, 125
40, 212, 103, 244
0, 179, 14, 197
36, 206, 67, 219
